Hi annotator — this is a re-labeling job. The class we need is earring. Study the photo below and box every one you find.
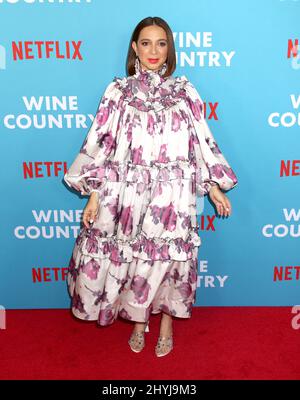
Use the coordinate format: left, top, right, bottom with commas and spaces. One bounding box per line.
134, 56, 140, 74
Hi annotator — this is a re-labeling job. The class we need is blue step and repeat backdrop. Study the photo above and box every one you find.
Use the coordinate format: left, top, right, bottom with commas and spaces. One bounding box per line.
0, 0, 299, 310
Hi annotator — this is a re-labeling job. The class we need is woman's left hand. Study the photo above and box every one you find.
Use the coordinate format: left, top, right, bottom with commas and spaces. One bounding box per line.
208, 184, 232, 217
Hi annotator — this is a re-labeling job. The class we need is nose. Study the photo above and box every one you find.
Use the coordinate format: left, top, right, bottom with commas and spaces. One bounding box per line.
150, 45, 158, 56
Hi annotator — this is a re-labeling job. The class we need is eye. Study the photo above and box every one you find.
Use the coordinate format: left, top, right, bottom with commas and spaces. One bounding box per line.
159, 42, 167, 46
141, 42, 148, 46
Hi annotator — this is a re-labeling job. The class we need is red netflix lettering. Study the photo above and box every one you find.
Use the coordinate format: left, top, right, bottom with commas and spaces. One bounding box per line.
280, 160, 300, 177
12, 41, 83, 61
32, 267, 69, 283
23, 161, 68, 178
287, 39, 299, 58
198, 215, 216, 231
273, 266, 300, 281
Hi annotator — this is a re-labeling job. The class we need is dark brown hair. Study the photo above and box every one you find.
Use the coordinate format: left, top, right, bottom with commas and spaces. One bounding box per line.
126, 16, 176, 78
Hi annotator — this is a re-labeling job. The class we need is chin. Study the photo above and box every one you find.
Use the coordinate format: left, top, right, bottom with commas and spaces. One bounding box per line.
145, 62, 163, 71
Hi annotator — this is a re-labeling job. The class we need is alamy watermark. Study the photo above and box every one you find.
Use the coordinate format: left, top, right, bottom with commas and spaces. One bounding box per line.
0, 305, 6, 329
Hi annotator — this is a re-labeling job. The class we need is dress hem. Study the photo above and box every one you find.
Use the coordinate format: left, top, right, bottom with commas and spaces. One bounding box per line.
70, 304, 193, 326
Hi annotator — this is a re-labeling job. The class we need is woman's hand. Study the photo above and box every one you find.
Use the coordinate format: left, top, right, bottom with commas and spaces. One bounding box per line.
82, 192, 99, 229
208, 184, 232, 217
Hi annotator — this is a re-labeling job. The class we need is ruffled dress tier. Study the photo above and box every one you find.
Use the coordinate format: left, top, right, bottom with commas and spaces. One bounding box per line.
64, 58, 238, 326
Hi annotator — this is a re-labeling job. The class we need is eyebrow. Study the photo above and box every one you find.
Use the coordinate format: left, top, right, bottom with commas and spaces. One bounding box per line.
139, 38, 167, 41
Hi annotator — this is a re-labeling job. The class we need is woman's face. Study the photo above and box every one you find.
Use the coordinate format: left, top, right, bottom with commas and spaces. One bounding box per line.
132, 25, 168, 72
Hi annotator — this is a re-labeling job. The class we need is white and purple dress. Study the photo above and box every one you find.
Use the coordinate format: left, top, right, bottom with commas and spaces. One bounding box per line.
63, 58, 238, 326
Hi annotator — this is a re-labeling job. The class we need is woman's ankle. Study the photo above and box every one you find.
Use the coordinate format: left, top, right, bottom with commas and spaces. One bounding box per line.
133, 321, 146, 333
159, 313, 173, 336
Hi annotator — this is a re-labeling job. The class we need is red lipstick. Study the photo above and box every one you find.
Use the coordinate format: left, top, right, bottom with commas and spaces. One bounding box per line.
148, 58, 159, 64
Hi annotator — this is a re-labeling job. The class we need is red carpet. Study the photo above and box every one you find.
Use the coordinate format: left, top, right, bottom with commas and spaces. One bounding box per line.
0, 307, 299, 380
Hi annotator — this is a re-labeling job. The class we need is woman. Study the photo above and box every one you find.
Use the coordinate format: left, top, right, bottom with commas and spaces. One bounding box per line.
64, 16, 238, 357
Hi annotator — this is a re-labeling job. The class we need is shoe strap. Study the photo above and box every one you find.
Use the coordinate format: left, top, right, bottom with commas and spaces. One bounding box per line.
131, 331, 145, 337
158, 335, 173, 340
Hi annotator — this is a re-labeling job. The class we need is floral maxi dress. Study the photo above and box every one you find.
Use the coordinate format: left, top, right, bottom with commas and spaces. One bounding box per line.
63, 58, 238, 326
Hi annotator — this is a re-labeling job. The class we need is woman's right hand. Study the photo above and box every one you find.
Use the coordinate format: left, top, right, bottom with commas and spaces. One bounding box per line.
208, 185, 231, 217
82, 192, 99, 229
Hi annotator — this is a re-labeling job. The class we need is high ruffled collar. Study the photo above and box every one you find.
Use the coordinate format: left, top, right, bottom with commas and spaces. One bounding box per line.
134, 57, 167, 87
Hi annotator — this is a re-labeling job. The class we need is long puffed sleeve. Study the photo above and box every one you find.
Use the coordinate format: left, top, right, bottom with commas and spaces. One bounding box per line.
64, 81, 123, 196
184, 79, 238, 196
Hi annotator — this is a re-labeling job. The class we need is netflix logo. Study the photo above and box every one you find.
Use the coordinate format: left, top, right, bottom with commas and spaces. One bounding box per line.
201, 102, 219, 120
274, 265, 300, 281
23, 161, 68, 179
287, 39, 299, 59
32, 267, 69, 283
287, 39, 300, 70
280, 160, 300, 177
12, 41, 83, 61
197, 215, 217, 231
